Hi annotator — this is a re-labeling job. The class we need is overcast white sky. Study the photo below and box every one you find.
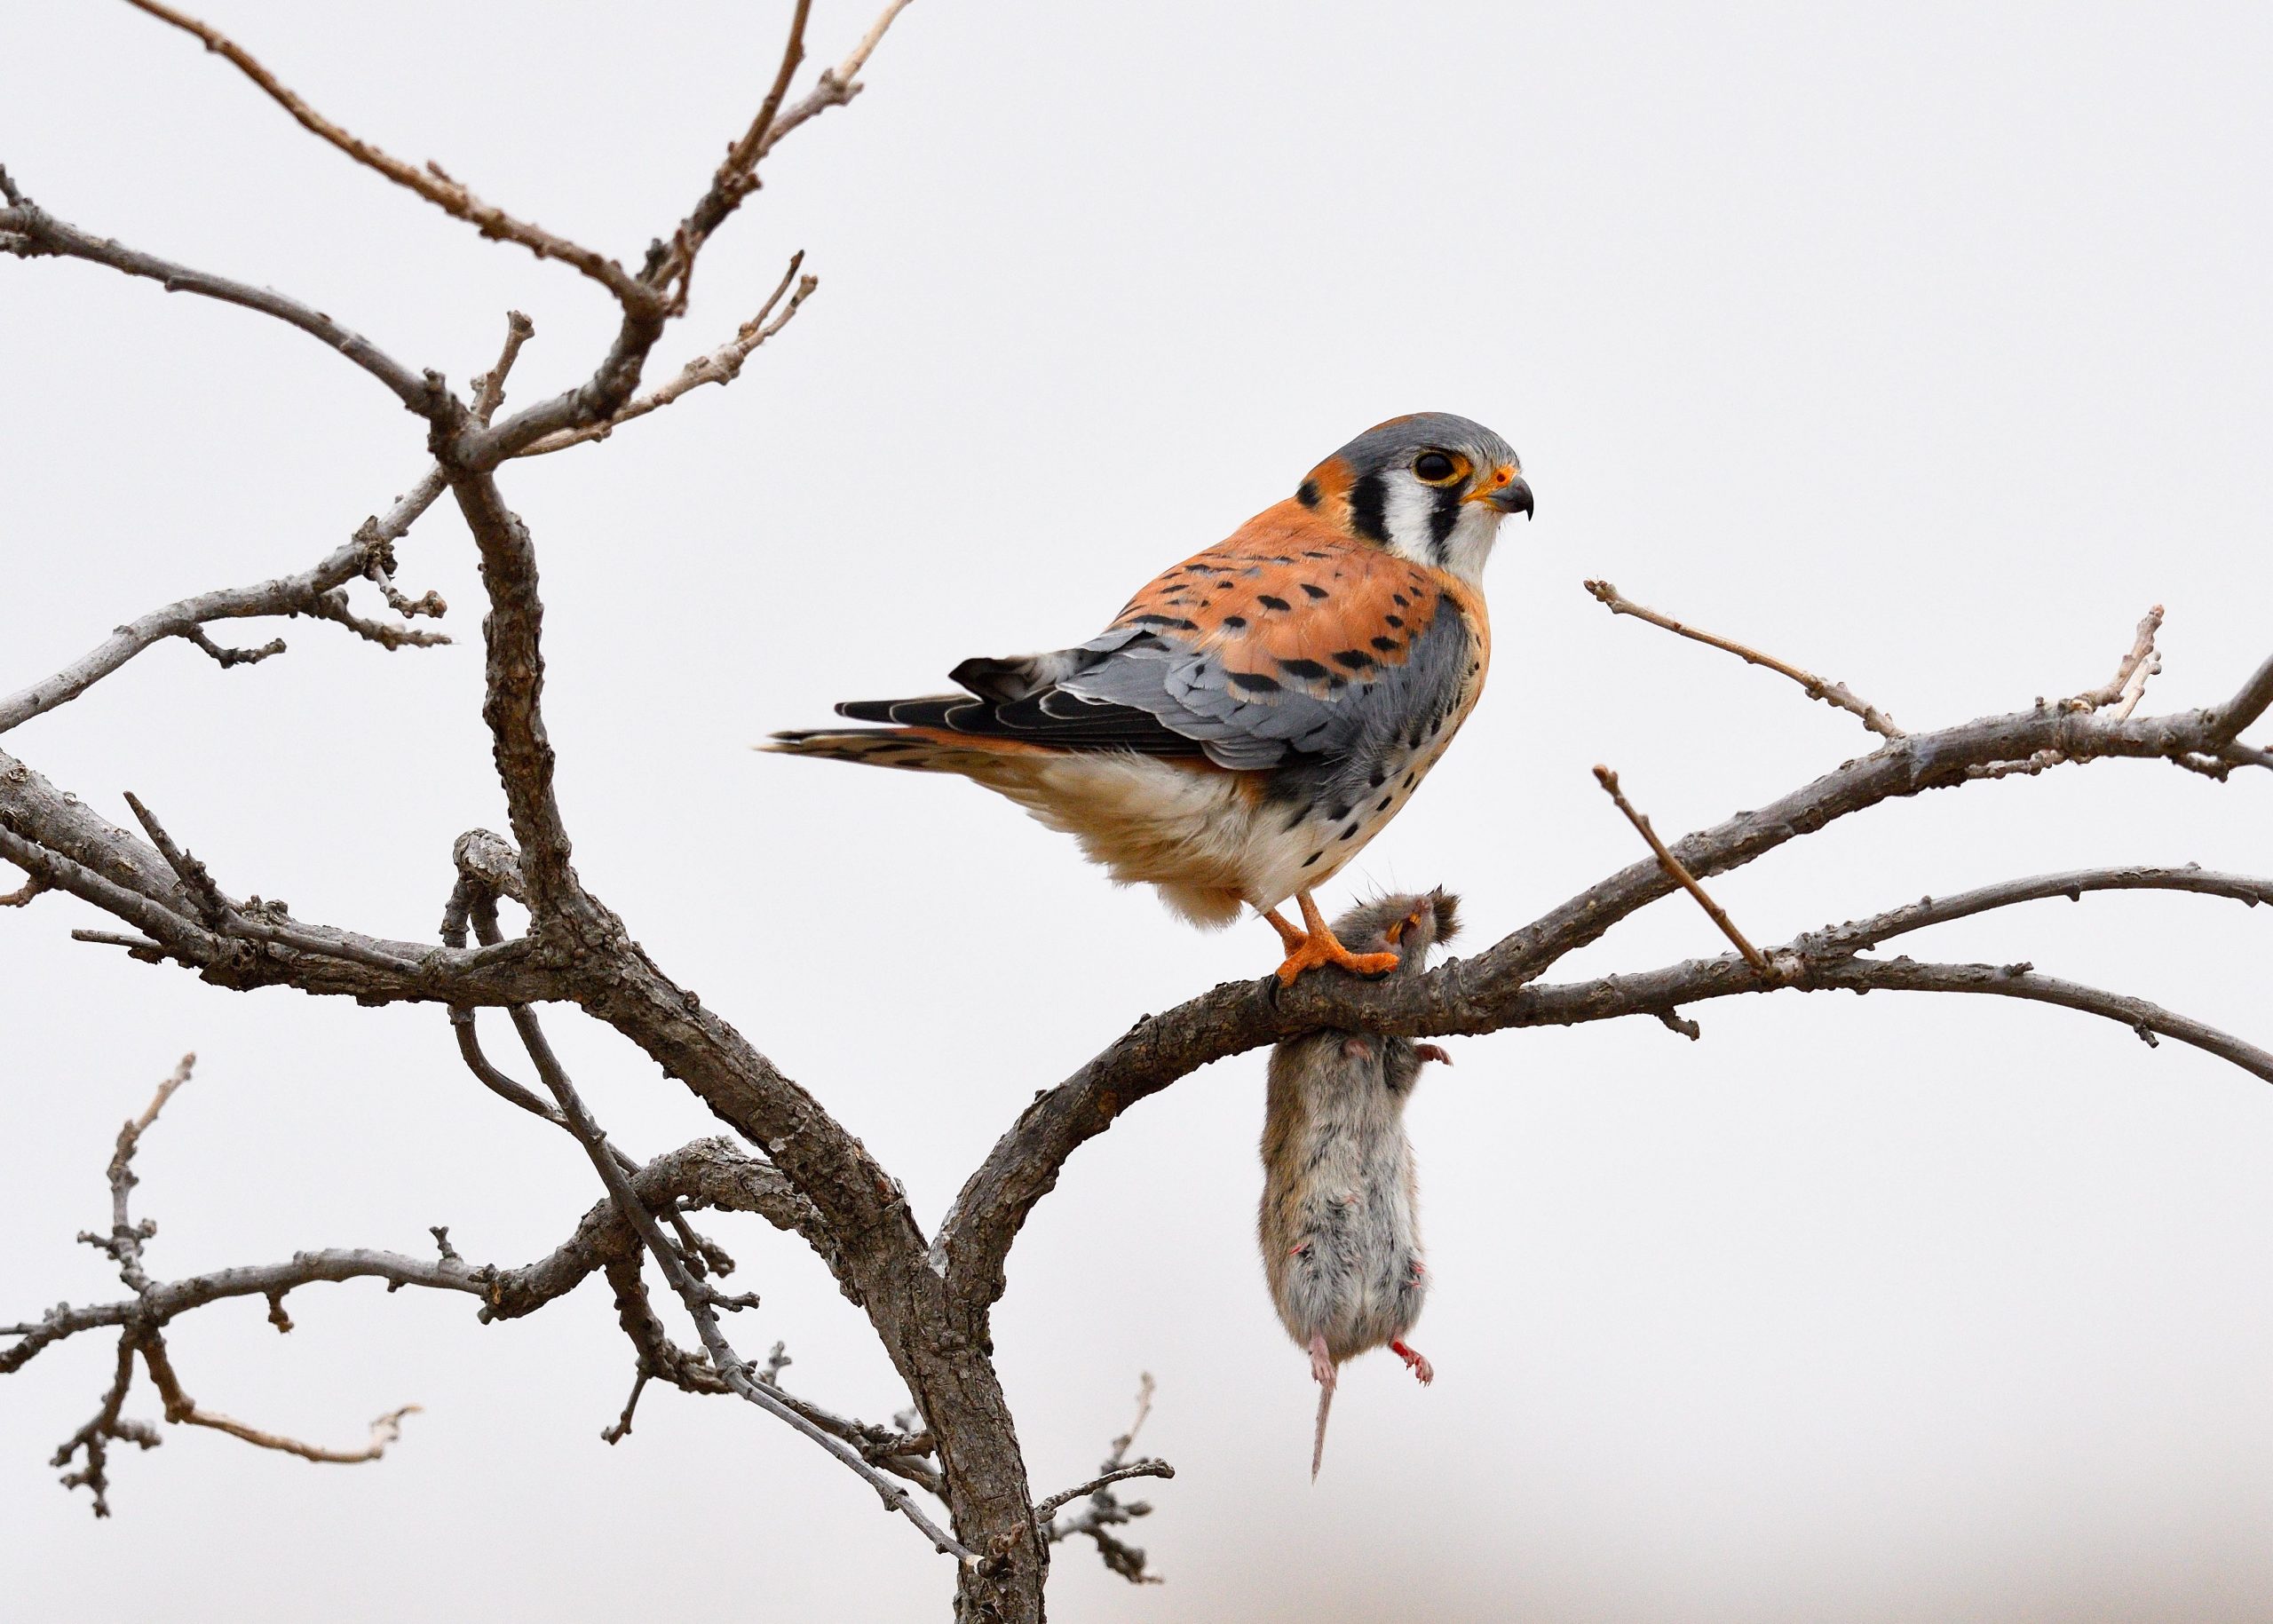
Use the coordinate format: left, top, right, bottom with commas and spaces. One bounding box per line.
6, 2, 2273, 1619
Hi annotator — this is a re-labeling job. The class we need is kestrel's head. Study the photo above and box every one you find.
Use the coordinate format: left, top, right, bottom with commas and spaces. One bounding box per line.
1295, 413, 1531, 583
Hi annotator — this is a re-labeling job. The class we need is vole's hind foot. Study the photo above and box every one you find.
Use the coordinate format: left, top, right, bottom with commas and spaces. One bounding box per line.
1415, 1042, 1453, 1066
1308, 1333, 1336, 1389
1390, 1339, 1434, 1385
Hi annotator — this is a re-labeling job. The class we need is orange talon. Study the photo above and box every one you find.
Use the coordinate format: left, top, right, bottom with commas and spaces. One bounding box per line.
1271, 891, 1402, 985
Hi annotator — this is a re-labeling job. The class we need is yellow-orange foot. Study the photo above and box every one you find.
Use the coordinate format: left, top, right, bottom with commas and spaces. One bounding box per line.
1268, 893, 1401, 986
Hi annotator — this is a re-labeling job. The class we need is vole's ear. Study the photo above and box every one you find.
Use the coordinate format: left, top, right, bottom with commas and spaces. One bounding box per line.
1428, 888, 1462, 946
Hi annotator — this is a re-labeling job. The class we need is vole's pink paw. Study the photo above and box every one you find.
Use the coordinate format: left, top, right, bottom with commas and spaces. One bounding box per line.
1390, 1340, 1433, 1385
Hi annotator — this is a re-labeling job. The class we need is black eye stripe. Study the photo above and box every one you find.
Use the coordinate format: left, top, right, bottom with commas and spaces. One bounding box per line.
1349, 473, 1390, 543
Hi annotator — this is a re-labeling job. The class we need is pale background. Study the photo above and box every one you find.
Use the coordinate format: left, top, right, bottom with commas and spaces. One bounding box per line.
5, 3, 2272, 1619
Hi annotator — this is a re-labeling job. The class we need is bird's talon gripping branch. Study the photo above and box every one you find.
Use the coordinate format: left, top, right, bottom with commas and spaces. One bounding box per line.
1272, 892, 1401, 985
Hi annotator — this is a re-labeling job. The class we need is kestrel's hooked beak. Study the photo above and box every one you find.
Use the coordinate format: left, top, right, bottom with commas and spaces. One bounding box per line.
1463, 463, 1534, 519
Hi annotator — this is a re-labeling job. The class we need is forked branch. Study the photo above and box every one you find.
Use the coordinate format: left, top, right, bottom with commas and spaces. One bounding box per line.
516, 257, 820, 456
1040, 1374, 1174, 1585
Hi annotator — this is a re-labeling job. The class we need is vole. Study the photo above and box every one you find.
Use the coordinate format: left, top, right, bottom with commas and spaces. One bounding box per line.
1258, 889, 1458, 1478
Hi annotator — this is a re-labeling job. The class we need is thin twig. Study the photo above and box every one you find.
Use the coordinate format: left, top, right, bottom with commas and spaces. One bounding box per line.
756, 0, 919, 159
1592, 766, 1771, 973
1798, 866, 2273, 959
440, 843, 733, 1276
517, 260, 817, 456
122, 0, 653, 310
471, 311, 535, 426
0, 170, 440, 414
600, 1367, 651, 1446
49, 1337, 155, 1517
647, 0, 814, 298
1041, 1374, 1170, 1584
182, 628, 287, 669
1971, 606, 2167, 777
0, 471, 449, 734
31, 1056, 422, 1508
501, 1006, 970, 1557
2066, 606, 2164, 718
1657, 1009, 1702, 1041
142, 1335, 418, 1463
1585, 578, 1904, 739
121, 794, 227, 924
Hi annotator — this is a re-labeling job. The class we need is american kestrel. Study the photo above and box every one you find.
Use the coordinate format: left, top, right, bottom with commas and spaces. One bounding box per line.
768, 413, 1532, 982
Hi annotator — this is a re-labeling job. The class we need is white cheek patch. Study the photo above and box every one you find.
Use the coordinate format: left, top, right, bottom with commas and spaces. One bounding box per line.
1377, 472, 1502, 583
1378, 472, 1441, 560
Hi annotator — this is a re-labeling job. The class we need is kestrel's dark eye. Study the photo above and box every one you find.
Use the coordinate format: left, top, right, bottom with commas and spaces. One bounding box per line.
1414, 452, 1457, 483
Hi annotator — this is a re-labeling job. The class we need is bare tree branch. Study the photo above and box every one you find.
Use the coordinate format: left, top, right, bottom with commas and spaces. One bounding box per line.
1797, 866, 2273, 957
445, 471, 579, 910
1591, 764, 1773, 975
465, 0, 916, 466
494, 1001, 970, 1556
20, 1054, 424, 1509
938, 646, 2273, 1313
120, 0, 657, 311
515, 257, 819, 456
653, 0, 814, 302
4, 1133, 846, 1377
47, 1337, 154, 1518
181, 628, 287, 669
0, 804, 558, 1004
0, 471, 451, 735
2210, 650, 2273, 751
1972, 606, 2170, 778
1492, 949, 2273, 1084
470, 310, 536, 426
4, 14, 1045, 1604
753, 0, 919, 159
1041, 1374, 1172, 1585
1584, 577, 1903, 739
12, 13, 2261, 1612
0, 168, 441, 416
2067, 605, 2165, 718
140, 1335, 419, 1465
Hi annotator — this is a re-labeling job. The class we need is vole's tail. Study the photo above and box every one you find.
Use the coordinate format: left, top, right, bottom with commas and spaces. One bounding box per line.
1311, 1382, 1334, 1480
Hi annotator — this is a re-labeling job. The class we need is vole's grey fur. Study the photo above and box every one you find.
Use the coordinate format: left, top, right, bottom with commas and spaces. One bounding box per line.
1258, 889, 1458, 1477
